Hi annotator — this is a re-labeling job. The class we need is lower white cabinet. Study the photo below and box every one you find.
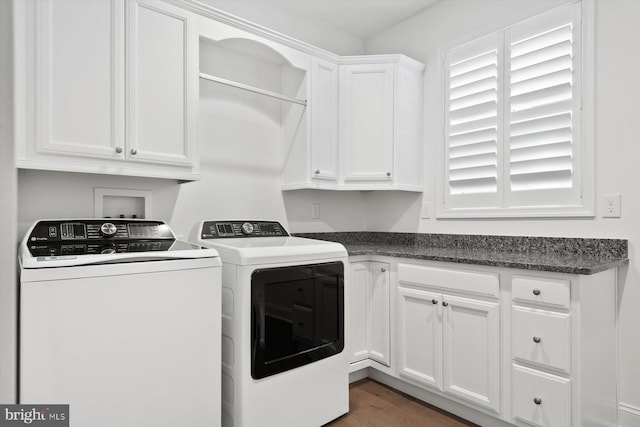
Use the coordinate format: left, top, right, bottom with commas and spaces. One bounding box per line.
349, 261, 390, 367
397, 264, 500, 413
510, 271, 618, 427
512, 365, 571, 427
347, 257, 619, 427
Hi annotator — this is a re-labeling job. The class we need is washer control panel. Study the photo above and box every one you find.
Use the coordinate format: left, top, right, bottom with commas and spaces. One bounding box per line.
201, 221, 288, 239
26, 219, 175, 257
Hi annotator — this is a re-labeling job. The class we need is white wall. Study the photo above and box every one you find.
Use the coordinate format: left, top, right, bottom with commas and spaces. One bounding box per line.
0, 0, 17, 404
365, 0, 640, 421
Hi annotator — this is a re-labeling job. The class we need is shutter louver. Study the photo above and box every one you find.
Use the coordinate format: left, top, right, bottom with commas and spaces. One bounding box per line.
509, 23, 575, 192
447, 49, 499, 196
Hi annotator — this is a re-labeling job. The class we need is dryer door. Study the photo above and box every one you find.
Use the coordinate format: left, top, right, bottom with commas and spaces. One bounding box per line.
251, 261, 344, 379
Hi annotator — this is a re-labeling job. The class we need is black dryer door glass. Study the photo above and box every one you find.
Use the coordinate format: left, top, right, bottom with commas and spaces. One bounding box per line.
251, 261, 344, 379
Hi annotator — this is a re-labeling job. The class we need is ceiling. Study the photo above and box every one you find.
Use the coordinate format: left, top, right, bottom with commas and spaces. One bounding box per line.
248, 0, 440, 39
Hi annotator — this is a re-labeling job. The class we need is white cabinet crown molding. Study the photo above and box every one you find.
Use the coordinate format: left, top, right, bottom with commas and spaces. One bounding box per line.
164, 0, 341, 63
340, 54, 425, 72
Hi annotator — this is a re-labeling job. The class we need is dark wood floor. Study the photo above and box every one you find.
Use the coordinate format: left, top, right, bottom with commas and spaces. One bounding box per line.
325, 379, 479, 427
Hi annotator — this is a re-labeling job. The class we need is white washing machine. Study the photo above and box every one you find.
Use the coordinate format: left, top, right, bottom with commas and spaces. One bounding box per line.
19, 219, 222, 427
193, 220, 349, 427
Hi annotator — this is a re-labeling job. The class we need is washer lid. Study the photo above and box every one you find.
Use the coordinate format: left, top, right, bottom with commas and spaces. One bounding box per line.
197, 236, 347, 265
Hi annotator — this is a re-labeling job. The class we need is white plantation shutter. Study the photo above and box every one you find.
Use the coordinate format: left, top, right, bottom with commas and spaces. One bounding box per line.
442, 1, 588, 216
445, 34, 502, 208
507, 3, 582, 207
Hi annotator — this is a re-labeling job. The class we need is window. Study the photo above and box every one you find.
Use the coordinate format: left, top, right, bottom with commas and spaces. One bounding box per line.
439, 1, 593, 217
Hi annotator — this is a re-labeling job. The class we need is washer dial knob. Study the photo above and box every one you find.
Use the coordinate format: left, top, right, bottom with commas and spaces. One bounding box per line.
241, 222, 254, 235
100, 222, 118, 238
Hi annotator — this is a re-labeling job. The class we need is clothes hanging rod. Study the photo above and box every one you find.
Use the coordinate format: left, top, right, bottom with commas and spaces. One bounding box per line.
199, 72, 307, 107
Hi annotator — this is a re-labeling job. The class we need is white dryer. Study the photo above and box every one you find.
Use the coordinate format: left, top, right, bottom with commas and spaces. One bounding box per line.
193, 220, 349, 427
19, 219, 222, 427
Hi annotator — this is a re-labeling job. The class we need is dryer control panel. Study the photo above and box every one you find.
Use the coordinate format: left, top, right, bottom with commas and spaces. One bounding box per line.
201, 221, 289, 239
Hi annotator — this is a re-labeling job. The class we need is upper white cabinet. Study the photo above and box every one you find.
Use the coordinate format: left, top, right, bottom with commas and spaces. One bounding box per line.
340, 56, 424, 190
282, 54, 425, 191
27, 0, 125, 160
310, 57, 339, 184
15, 0, 199, 180
340, 61, 394, 185
127, 0, 197, 167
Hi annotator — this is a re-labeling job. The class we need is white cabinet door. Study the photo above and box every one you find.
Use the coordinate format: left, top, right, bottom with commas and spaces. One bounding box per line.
127, 0, 196, 166
369, 262, 390, 366
340, 63, 394, 183
311, 58, 338, 182
398, 286, 442, 389
350, 261, 390, 366
34, 0, 125, 159
442, 295, 500, 413
349, 262, 369, 363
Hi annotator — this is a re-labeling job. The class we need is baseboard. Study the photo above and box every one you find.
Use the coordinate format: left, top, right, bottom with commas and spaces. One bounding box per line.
619, 403, 640, 427
349, 368, 369, 384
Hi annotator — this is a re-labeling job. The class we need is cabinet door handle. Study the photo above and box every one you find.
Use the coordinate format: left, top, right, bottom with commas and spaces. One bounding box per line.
442, 301, 449, 307
380, 267, 387, 273
533, 336, 542, 343
431, 299, 438, 305
314, 169, 320, 175
533, 397, 542, 405
386, 172, 391, 177
532, 288, 541, 296
130, 149, 138, 155
115, 147, 123, 154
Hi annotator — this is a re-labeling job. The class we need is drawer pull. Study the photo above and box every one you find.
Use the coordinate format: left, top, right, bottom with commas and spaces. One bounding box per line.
533, 397, 542, 405
442, 301, 449, 307
532, 288, 541, 296
432, 299, 438, 305
533, 336, 542, 343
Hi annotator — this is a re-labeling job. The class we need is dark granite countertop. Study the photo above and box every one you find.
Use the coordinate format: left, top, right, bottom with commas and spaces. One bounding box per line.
294, 232, 629, 275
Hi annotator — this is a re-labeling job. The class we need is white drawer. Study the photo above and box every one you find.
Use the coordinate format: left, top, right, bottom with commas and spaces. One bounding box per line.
512, 276, 570, 310
398, 263, 499, 298
512, 306, 571, 374
513, 365, 571, 427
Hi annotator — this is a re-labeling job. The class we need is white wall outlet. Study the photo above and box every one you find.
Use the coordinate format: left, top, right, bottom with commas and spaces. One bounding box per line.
311, 203, 320, 219
601, 193, 621, 218
421, 202, 432, 219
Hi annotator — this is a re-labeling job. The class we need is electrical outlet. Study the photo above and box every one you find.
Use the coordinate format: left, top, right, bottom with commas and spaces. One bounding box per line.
311, 203, 320, 219
421, 202, 432, 219
601, 194, 621, 218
